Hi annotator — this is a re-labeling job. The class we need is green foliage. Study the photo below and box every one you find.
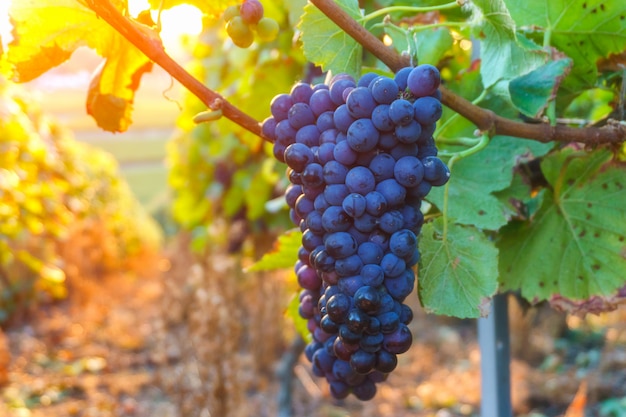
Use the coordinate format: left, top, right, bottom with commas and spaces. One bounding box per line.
509, 58, 573, 118
498, 148, 626, 302
0, 79, 162, 322
505, 0, 626, 103
428, 136, 553, 231
469, 0, 547, 92
299, 0, 363, 77
418, 219, 499, 318
166, 9, 305, 250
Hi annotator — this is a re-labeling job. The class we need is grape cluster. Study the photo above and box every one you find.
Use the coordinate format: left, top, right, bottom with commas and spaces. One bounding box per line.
223, 0, 279, 48
263, 65, 450, 401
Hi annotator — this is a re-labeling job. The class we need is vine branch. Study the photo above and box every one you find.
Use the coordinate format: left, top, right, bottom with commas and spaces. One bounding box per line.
309, 0, 626, 146
86, 0, 264, 138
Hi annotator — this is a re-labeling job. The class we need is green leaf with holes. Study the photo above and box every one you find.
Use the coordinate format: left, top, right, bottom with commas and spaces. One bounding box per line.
298, 0, 362, 77
246, 229, 301, 272
498, 148, 626, 302
505, 0, 626, 101
428, 136, 553, 230
418, 219, 499, 318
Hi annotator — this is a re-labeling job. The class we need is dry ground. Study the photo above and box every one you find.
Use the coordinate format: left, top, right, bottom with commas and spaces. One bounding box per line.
1, 246, 625, 417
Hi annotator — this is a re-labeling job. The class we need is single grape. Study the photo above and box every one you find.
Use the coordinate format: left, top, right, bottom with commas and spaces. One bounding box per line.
375, 179, 406, 208
261, 116, 276, 141
284, 143, 314, 172
321, 206, 352, 232
270, 94, 293, 121
223, 5, 240, 22
422, 156, 450, 186
357, 242, 383, 265
382, 323, 412, 354
346, 87, 377, 119
335, 254, 363, 277
333, 104, 356, 133
393, 156, 424, 187
368, 153, 395, 183
324, 183, 350, 206
371, 104, 394, 132
413, 96, 443, 125
407, 64, 441, 98
240, 0, 264, 25
389, 229, 417, 259
226, 16, 254, 48
357, 72, 380, 88
324, 231, 358, 259
288, 102, 315, 129
369, 76, 399, 104
394, 120, 422, 144
256, 17, 279, 41
388, 99, 414, 126
295, 124, 320, 147
342, 193, 367, 218
309, 89, 335, 116
345, 166, 376, 195
323, 160, 349, 184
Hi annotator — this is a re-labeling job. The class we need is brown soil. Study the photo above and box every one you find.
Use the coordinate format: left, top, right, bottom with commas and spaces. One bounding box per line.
1, 248, 625, 417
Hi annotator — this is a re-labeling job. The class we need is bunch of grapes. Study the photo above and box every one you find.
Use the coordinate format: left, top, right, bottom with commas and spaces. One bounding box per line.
263, 65, 450, 400
223, 0, 279, 48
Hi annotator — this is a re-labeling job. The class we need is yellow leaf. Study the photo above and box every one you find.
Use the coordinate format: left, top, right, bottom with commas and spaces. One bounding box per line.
8, 0, 155, 132
8, 0, 106, 82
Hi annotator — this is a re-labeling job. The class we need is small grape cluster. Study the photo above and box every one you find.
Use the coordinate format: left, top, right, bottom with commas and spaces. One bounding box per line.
223, 0, 279, 48
263, 65, 450, 401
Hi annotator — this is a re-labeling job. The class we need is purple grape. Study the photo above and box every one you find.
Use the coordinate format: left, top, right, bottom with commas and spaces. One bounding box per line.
413, 96, 443, 124
347, 118, 380, 153
407, 64, 441, 98
346, 87, 377, 119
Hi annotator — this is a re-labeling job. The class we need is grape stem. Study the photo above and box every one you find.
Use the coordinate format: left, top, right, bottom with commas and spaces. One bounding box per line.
309, 0, 626, 146
442, 133, 490, 241
85, 0, 264, 139
359, 2, 460, 24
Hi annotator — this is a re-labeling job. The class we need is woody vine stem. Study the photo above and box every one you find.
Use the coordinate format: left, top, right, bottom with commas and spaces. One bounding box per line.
88, 0, 626, 146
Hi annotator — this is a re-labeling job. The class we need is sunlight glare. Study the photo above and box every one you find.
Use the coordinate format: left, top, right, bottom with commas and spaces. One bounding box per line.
129, 0, 203, 53
0, 0, 11, 48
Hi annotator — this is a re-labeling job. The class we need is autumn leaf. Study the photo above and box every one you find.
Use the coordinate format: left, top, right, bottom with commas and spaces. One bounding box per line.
7, 0, 156, 132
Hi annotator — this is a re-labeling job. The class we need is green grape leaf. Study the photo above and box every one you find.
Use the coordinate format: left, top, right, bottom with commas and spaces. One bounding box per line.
505, 0, 626, 100
8, 0, 155, 132
498, 148, 626, 302
247, 229, 301, 272
428, 136, 553, 230
413, 28, 454, 66
509, 58, 573, 118
418, 219, 499, 318
469, 0, 547, 89
298, 0, 362, 77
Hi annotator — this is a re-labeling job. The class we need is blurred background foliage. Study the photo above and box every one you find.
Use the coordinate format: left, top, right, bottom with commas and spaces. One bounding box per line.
0, 74, 162, 323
